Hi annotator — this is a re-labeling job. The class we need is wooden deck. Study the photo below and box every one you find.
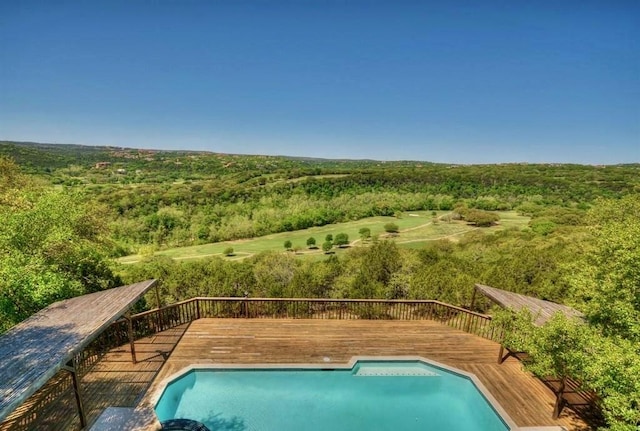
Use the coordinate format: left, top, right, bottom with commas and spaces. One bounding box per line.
142, 318, 590, 430
2, 318, 593, 430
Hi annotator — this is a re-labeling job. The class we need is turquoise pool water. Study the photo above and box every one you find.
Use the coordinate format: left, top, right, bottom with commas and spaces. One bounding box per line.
155, 360, 510, 431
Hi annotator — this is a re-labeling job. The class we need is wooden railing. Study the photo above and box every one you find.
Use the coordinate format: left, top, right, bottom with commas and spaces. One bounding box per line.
68, 297, 497, 378
100, 297, 497, 345
72, 297, 496, 379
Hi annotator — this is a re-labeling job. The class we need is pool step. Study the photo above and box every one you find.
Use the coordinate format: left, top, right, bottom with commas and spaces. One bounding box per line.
354, 366, 439, 377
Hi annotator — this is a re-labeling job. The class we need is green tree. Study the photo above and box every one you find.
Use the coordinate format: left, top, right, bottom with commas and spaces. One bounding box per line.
322, 241, 333, 254
524, 314, 592, 393
325, 234, 333, 243
306, 237, 316, 248
358, 227, 371, 241
284, 240, 292, 251
583, 336, 640, 428
518, 313, 640, 428
334, 233, 349, 248
573, 196, 640, 342
0, 160, 120, 332
383, 222, 399, 233
364, 241, 402, 286
464, 209, 500, 227
529, 218, 557, 236
223, 247, 234, 256
252, 252, 299, 297
490, 309, 536, 353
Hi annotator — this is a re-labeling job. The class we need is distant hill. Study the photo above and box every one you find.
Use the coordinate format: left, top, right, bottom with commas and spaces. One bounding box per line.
0, 140, 443, 176
0, 141, 209, 169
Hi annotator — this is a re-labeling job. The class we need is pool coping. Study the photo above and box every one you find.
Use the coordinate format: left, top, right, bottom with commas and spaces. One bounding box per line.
149, 355, 519, 430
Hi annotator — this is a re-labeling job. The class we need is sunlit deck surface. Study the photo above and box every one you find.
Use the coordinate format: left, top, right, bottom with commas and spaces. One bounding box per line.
142, 318, 588, 430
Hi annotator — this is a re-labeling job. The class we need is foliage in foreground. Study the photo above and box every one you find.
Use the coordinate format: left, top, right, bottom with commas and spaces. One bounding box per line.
0, 158, 121, 332
494, 196, 640, 430
495, 311, 640, 430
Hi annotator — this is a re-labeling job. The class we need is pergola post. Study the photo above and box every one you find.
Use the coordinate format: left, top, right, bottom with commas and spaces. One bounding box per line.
64, 361, 87, 429
154, 283, 162, 309
552, 377, 566, 419
125, 313, 137, 364
469, 286, 477, 311
497, 344, 506, 364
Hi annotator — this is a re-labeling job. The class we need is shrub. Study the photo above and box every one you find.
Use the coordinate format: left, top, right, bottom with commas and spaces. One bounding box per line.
334, 233, 349, 247
322, 241, 333, 253
384, 222, 399, 233
465, 209, 500, 227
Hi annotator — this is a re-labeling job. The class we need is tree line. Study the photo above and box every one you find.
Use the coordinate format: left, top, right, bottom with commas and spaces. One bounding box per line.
4, 141, 639, 254
94, 163, 637, 253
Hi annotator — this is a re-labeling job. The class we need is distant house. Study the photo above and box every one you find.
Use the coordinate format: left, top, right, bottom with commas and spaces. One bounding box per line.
95, 162, 111, 169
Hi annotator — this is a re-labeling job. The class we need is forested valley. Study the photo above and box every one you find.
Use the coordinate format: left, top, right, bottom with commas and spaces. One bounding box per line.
1, 141, 639, 429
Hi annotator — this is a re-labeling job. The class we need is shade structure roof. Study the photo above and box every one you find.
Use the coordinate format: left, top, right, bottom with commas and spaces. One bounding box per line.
0, 279, 157, 422
474, 283, 583, 326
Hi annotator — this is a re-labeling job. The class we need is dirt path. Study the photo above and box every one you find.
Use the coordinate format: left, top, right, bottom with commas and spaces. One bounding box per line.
349, 216, 444, 247
395, 228, 477, 244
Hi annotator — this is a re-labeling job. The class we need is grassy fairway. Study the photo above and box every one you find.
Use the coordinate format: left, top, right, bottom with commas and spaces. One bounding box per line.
118, 211, 529, 263
394, 210, 530, 247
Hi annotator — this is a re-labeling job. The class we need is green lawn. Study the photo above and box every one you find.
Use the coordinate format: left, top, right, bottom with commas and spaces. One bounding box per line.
395, 211, 530, 249
118, 211, 529, 263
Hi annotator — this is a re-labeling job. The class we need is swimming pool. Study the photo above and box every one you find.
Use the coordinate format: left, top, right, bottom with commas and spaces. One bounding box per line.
154, 357, 515, 431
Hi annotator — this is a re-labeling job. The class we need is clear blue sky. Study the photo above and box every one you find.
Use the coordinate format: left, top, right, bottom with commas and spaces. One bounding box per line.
1, 1, 638, 164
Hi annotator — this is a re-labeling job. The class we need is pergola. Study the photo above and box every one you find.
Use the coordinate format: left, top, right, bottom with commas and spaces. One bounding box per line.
472, 283, 584, 327
0, 279, 158, 428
